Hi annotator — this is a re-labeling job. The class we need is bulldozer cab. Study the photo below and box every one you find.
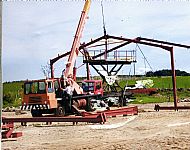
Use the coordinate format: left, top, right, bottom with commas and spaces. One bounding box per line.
82, 80, 103, 96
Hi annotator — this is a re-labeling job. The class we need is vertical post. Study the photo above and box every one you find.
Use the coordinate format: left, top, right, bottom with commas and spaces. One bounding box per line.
86, 63, 90, 80
83, 48, 90, 80
125, 51, 127, 61
50, 62, 54, 79
85, 97, 91, 112
170, 47, 178, 110
0, 2, 2, 148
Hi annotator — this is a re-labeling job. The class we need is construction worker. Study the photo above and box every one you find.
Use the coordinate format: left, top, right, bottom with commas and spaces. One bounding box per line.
63, 81, 74, 114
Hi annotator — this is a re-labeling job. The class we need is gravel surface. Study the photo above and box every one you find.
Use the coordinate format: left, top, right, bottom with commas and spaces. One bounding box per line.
2, 102, 190, 150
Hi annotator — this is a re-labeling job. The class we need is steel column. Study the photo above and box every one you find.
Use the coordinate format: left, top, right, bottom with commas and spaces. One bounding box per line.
170, 47, 178, 109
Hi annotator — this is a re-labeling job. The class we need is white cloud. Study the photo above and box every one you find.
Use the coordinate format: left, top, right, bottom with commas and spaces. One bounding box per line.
3, 1, 190, 82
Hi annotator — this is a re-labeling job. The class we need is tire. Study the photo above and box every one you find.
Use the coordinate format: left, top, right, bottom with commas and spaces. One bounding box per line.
55, 105, 65, 116
31, 109, 42, 117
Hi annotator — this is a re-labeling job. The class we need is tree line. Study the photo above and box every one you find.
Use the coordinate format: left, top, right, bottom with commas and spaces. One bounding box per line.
146, 69, 190, 77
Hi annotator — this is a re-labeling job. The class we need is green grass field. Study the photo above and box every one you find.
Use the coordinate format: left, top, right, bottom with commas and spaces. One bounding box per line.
119, 76, 190, 89
130, 94, 168, 104
3, 76, 190, 107
119, 76, 190, 104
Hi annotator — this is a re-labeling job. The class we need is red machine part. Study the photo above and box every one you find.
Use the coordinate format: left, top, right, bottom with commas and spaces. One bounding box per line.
154, 104, 190, 111
76, 99, 87, 108
1, 121, 22, 139
128, 88, 157, 95
82, 106, 138, 117
2, 113, 107, 127
1, 106, 138, 138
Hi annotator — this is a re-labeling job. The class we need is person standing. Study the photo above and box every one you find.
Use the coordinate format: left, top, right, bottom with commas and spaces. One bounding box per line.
63, 81, 74, 114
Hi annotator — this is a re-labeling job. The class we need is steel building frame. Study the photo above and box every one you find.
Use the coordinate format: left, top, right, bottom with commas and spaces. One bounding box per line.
80, 34, 190, 110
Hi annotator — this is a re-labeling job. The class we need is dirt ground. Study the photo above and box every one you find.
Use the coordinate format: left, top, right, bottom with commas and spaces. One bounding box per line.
2, 102, 190, 150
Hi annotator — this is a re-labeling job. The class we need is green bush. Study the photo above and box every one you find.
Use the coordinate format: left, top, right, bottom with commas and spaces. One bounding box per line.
3, 81, 24, 108
3, 92, 15, 107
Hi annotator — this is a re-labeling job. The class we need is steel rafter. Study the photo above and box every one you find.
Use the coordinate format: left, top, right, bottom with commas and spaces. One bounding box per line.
137, 37, 190, 49
81, 34, 190, 110
50, 51, 70, 78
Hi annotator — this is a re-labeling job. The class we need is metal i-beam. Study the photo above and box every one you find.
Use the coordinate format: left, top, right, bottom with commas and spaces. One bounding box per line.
50, 51, 70, 78
100, 65, 109, 75
81, 34, 190, 110
112, 64, 124, 76
109, 64, 117, 73
2, 113, 107, 125
105, 35, 179, 108
91, 65, 106, 82
137, 37, 190, 49
107, 35, 170, 50
82, 106, 138, 117
2, 121, 22, 139
79, 35, 106, 50
154, 104, 190, 111
170, 47, 177, 109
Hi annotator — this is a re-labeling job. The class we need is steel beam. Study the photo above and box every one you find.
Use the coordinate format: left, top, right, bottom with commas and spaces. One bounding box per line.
81, 34, 190, 110
1, 122, 22, 139
82, 106, 138, 117
137, 37, 190, 49
50, 51, 70, 78
154, 104, 190, 111
107, 35, 170, 50
83, 60, 132, 65
2, 113, 107, 125
79, 35, 106, 49
170, 47, 178, 109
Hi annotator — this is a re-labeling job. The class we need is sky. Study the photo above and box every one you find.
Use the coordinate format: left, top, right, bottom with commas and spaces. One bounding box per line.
2, 0, 190, 82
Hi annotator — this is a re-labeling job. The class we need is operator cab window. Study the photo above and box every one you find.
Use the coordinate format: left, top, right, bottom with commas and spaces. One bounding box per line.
24, 81, 46, 94
25, 83, 31, 94
82, 82, 88, 92
38, 82, 46, 94
47, 82, 54, 93
54, 80, 59, 91
88, 82, 94, 91
31, 82, 38, 94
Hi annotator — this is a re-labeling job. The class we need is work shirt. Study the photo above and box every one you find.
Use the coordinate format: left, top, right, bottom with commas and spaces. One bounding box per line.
63, 86, 74, 95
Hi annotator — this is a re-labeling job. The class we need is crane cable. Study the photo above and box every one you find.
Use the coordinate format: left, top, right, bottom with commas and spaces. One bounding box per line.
101, 0, 106, 35
136, 44, 154, 72
101, 0, 109, 61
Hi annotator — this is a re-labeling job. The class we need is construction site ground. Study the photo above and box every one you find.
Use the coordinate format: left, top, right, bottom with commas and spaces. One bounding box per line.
2, 102, 190, 150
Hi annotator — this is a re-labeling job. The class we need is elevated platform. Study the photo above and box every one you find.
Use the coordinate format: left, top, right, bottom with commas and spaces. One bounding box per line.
83, 59, 136, 65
